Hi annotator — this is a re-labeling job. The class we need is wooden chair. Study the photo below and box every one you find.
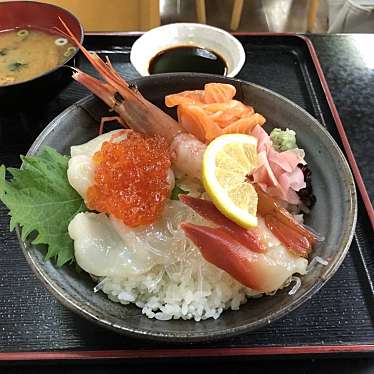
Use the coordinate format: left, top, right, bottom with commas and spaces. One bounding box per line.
307, 0, 320, 32
196, 0, 321, 32
230, 0, 244, 30
196, 0, 207, 24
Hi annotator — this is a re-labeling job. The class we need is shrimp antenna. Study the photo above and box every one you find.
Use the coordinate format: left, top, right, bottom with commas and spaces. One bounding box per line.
53, 25, 70, 39
58, 17, 143, 105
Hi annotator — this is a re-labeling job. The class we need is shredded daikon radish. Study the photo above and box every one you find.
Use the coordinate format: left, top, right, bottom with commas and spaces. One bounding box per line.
306, 256, 328, 273
93, 277, 108, 293
288, 276, 301, 295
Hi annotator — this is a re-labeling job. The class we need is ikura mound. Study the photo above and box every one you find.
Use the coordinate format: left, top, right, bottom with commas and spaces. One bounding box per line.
0, 21, 331, 323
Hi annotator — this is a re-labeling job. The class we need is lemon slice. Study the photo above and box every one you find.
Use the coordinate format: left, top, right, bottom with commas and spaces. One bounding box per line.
202, 134, 258, 228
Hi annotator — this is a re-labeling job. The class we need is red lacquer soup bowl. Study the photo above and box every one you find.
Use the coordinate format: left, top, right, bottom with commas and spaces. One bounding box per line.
0, 1, 83, 109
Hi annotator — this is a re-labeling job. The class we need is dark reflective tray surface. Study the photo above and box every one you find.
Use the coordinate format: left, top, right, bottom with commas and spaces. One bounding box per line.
0, 34, 373, 356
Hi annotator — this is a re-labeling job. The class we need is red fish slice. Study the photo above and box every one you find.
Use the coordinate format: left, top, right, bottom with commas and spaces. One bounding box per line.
181, 223, 293, 293
180, 195, 266, 253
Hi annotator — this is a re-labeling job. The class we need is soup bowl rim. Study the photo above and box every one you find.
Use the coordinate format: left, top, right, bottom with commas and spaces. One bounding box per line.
0, 0, 84, 88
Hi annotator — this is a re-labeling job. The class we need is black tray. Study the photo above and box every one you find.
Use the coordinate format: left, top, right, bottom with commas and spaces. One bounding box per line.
0, 34, 373, 362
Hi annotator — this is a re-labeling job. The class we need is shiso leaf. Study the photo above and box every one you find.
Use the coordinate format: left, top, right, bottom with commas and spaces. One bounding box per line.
0, 165, 6, 199
0, 147, 86, 266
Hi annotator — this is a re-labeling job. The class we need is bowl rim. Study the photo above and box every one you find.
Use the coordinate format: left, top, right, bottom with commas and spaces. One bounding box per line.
130, 22, 246, 78
18, 73, 357, 342
0, 0, 84, 88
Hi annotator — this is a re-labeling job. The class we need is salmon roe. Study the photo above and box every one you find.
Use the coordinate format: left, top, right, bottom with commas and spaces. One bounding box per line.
87, 131, 171, 227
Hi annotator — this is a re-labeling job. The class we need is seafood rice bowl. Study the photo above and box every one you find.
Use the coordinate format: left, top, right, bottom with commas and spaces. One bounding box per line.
0, 21, 333, 325
66, 123, 315, 321
67, 126, 307, 321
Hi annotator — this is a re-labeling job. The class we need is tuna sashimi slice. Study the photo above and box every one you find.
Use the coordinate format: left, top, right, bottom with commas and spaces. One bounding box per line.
180, 195, 266, 253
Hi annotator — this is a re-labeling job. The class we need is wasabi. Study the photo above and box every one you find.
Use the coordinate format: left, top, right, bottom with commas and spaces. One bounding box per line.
270, 128, 297, 151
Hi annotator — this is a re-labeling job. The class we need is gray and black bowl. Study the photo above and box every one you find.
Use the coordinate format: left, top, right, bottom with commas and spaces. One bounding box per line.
0, 1, 83, 110
20, 73, 357, 342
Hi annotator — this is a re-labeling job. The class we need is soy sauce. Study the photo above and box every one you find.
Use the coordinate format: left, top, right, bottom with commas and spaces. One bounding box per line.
149, 46, 227, 75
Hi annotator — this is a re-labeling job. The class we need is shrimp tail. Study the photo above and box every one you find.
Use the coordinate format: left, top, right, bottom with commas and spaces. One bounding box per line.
265, 215, 311, 257
181, 223, 267, 292
180, 195, 266, 253
256, 187, 321, 257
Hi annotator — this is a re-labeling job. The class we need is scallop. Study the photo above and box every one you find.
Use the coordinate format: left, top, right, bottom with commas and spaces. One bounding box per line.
68, 212, 161, 277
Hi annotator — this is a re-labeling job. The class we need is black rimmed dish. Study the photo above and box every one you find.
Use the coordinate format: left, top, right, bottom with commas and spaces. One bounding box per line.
18, 73, 357, 342
0, 1, 83, 110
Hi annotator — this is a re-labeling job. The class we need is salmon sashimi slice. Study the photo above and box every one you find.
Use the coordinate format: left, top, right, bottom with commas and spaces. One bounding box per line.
165, 84, 235, 107
202, 100, 249, 113
165, 90, 205, 107
208, 107, 255, 129
203, 83, 236, 103
203, 100, 254, 125
164, 82, 266, 143
178, 105, 222, 143
222, 114, 266, 135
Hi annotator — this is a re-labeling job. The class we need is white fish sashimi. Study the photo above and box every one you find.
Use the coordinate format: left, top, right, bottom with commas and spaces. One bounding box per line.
68, 200, 307, 291
68, 201, 205, 279
68, 130, 127, 200
68, 212, 160, 277
68, 201, 207, 278
70, 129, 125, 157
67, 155, 95, 199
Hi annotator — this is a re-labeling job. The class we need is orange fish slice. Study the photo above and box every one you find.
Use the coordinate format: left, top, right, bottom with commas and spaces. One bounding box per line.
203, 100, 255, 128
165, 90, 204, 107
203, 83, 236, 103
165, 82, 266, 143
222, 113, 266, 135
178, 105, 222, 143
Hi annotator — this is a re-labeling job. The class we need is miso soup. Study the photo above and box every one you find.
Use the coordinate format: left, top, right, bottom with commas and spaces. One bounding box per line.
0, 28, 76, 85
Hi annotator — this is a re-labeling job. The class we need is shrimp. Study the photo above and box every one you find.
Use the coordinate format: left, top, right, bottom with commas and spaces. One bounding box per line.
59, 19, 205, 180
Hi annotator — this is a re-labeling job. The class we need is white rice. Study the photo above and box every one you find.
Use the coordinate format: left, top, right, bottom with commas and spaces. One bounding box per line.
98, 263, 261, 321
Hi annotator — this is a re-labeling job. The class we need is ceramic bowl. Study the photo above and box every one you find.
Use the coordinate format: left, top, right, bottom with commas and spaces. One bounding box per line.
130, 23, 245, 77
0, 1, 83, 109
19, 73, 357, 342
